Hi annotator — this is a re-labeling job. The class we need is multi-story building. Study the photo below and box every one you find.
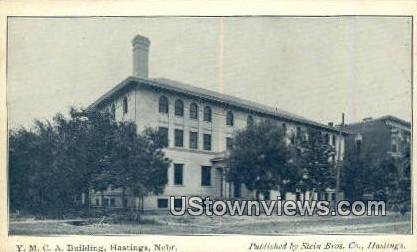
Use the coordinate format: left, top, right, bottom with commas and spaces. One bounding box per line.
344, 115, 411, 160
88, 34, 347, 210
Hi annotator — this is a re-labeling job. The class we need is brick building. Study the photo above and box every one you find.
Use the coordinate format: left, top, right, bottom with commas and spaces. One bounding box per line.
344, 115, 411, 160
88, 34, 347, 210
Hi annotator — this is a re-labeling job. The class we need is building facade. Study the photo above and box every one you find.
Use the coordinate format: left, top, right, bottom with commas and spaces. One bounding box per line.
344, 116, 411, 162
89, 34, 347, 210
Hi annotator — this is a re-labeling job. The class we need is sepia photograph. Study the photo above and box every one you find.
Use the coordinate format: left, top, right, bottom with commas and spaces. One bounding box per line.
5, 14, 413, 242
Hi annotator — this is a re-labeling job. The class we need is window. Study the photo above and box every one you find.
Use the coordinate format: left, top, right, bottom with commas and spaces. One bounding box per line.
323, 133, 329, 144
175, 99, 184, 117
95, 199, 100, 206
356, 139, 362, 154
392, 142, 398, 153
201, 166, 212, 186
247, 115, 254, 127
174, 129, 184, 147
190, 103, 199, 119
159, 96, 169, 113
111, 104, 116, 119
332, 135, 336, 146
282, 123, 287, 133
226, 111, 234, 126
226, 137, 233, 150
103, 198, 109, 207
123, 97, 128, 114
203, 134, 212, 151
157, 198, 168, 208
290, 131, 296, 144
174, 164, 183, 185
203, 106, 212, 122
110, 198, 116, 207
189, 131, 198, 149
296, 127, 301, 138
158, 127, 169, 147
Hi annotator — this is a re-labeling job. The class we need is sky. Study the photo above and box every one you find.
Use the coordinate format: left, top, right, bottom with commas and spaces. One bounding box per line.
7, 16, 412, 129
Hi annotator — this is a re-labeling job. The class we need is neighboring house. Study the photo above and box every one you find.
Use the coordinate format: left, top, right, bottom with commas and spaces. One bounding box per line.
344, 116, 411, 161
343, 116, 411, 200
88, 34, 347, 210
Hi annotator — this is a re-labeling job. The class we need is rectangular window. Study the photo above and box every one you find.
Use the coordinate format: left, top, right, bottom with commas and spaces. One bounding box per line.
157, 198, 168, 208
332, 135, 336, 146
174, 129, 184, 147
95, 199, 100, 206
123, 97, 128, 114
189, 131, 198, 149
110, 198, 116, 207
282, 123, 287, 133
103, 198, 109, 207
226, 137, 233, 150
356, 140, 362, 153
203, 134, 212, 151
323, 133, 329, 144
290, 133, 295, 144
201, 166, 212, 186
158, 127, 169, 147
296, 127, 301, 137
392, 143, 398, 153
174, 164, 183, 185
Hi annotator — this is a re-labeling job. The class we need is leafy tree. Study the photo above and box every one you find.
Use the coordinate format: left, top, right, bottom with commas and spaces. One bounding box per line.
293, 129, 336, 200
341, 151, 368, 200
226, 120, 296, 199
342, 144, 411, 214
9, 107, 170, 218
384, 147, 411, 214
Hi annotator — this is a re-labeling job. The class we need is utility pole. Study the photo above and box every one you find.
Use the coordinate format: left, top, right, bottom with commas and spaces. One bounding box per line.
335, 113, 344, 203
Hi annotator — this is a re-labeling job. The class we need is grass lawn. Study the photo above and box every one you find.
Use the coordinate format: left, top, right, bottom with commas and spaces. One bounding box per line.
9, 212, 411, 235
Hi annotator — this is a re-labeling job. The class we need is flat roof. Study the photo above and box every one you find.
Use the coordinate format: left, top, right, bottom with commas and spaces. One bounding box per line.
89, 76, 349, 134
345, 115, 411, 129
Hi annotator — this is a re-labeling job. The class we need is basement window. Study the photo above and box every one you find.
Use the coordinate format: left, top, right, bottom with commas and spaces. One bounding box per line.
157, 199, 168, 208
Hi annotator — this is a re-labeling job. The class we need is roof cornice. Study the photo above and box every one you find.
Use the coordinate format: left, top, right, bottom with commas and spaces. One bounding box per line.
88, 76, 349, 134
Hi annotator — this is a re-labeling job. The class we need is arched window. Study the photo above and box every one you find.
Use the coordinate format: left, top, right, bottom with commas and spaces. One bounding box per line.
175, 99, 184, 117
203, 106, 212, 122
159, 96, 169, 113
226, 111, 234, 126
190, 103, 199, 119
247, 115, 254, 127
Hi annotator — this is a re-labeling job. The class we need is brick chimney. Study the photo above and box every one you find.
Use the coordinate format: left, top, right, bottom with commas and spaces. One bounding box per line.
132, 34, 150, 78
